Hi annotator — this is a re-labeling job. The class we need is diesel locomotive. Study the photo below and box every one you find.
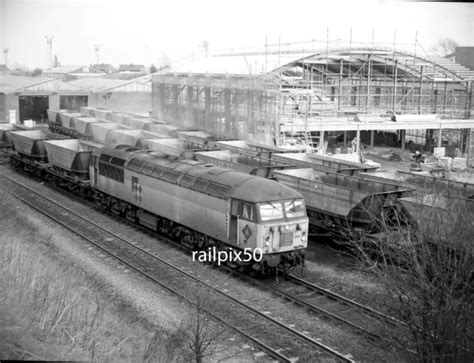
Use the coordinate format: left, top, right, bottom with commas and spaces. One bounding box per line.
8, 130, 308, 274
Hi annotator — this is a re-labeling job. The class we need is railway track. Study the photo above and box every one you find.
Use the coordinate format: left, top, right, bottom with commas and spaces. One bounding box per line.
0, 172, 355, 362
219, 266, 406, 344
278, 274, 404, 337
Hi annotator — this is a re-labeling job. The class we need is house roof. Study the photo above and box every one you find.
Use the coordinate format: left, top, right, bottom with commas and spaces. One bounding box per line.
119, 64, 147, 72
43, 65, 86, 74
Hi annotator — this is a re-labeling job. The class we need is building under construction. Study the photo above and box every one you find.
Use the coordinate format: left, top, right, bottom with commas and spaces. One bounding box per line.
152, 45, 474, 164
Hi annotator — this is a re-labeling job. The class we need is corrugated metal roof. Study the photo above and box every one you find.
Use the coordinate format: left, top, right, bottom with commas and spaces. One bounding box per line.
19, 79, 86, 93
0, 74, 53, 93
64, 77, 151, 92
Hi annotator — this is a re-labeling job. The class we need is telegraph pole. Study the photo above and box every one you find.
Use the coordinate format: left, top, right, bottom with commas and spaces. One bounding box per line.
3, 48, 8, 68
45, 35, 53, 70
94, 44, 101, 64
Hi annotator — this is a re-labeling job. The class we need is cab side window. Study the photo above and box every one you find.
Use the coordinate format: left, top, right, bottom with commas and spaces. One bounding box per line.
241, 202, 255, 221
231, 199, 239, 216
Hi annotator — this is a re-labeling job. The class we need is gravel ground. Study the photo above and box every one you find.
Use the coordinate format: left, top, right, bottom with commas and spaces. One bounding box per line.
1, 165, 409, 361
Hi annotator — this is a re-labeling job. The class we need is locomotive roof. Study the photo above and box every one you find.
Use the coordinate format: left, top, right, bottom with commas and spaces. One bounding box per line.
95, 144, 302, 202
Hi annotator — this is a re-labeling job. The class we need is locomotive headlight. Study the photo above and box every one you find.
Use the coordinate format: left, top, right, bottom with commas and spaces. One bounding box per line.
301, 231, 307, 242
264, 234, 271, 247
280, 225, 290, 232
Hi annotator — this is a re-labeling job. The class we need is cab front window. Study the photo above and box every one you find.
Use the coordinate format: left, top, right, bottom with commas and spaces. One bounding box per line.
284, 199, 306, 218
259, 202, 284, 221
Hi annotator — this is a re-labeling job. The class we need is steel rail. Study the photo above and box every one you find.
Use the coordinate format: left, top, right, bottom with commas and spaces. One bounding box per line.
286, 273, 406, 327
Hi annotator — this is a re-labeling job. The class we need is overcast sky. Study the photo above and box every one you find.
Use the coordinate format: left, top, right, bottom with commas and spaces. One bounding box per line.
0, 0, 472, 69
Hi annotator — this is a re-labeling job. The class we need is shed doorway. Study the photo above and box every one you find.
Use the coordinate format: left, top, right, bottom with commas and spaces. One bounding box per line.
19, 95, 49, 123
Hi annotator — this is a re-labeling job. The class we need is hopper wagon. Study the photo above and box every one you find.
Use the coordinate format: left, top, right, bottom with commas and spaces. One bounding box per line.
0, 124, 15, 148
47, 109, 69, 133
273, 168, 414, 239
79, 106, 96, 117
58, 112, 83, 137
140, 137, 207, 157
398, 194, 474, 250
119, 117, 153, 130
194, 149, 294, 178
106, 112, 132, 124
146, 123, 180, 136
111, 130, 165, 148
272, 152, 377, 176
176, 131, 231, 149
216, 140, 300, 159
9, 130, 67, 162
94, 108, 113, 119
43, 139, 92, 181
74, 117, 101, 139
89, 123, 133, 144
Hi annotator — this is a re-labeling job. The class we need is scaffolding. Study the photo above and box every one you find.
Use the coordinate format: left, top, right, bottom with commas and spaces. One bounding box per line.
152, 45, 474, 155
152, 73, 282, 145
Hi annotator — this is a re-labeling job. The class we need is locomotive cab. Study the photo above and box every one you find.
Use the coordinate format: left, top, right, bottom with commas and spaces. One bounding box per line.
229, 197, 308, 267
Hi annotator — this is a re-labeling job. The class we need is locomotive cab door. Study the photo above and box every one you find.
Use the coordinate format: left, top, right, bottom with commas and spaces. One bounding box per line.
229, 199, 239, 244
90, 154, 98, 187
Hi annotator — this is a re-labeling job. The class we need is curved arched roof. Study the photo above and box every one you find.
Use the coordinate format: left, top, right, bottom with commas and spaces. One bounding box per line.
268, 47, 474, 86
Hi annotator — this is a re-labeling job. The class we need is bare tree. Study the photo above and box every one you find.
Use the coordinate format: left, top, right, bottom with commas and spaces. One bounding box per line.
143, 328, 187, 363
183, 286, 230, 363
432, 38, 459, 57
352, 187, 473, 362
158, 52, 172, 72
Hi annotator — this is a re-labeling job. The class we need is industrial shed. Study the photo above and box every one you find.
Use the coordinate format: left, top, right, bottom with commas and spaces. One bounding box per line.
0, 74, 53, 123
1, 74, 152, 123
